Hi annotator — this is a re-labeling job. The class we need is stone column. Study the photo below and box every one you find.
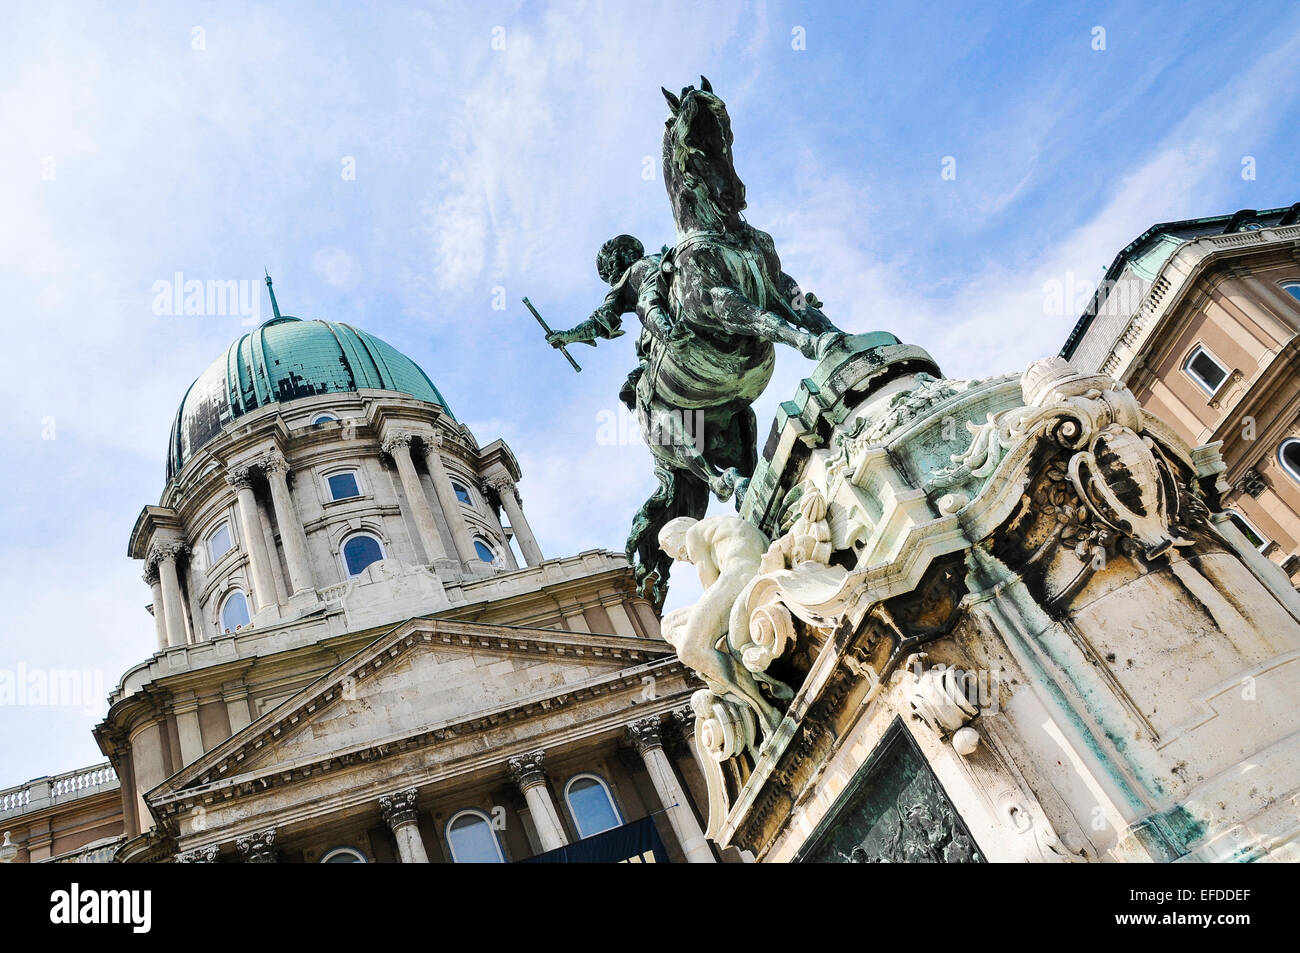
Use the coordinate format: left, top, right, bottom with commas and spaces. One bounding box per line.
235, 828, 277, 863
421, 432, 479, 566
491, 478, 543, 567
262, 452, 315, 594
507, 750, 568, 852
227, 466, 278, 611
627, 716, 715, 863
150, 542, 191, 649
384, 433, 448, 564
380, 788, 429, 863
143, 564, 168, 653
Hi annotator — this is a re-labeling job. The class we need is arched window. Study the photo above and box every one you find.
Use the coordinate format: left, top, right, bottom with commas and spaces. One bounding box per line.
319, 846, 367, 863
1280, 280, 1300, 303
445, 810, 504, 863
452, 481, 473, 505
343, 534, 385, 577
1183, 345, 1229, 396
564, 774, 622, 839
328, 470, 361, 501
1226, 510, 1268, 552
221, 590, 251, 632
208, 522, 233, 562
473, 539, 496, 563
313, 413, 339, 425
1279, 438, 1300, 483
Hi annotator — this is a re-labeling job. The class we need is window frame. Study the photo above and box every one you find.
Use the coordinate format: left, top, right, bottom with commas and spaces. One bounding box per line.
444, 809, 505, 863
341, 532, 386, 578
563, 772, 624, 840
207, 520, 234, 564
312, 412, 340, 426
1279, 437, 1300, 484
1225, 509, 1269, 553
325, 467, 364, 502
319, 846, 367, 863
220, 589, 252, 633
1182, 344, 1231, 398
451, 480, 474, 507
473, 537, 498, 565
1279, 280, 1300, 304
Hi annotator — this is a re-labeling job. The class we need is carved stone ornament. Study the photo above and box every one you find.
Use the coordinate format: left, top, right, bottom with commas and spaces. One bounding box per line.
226, 464, 256, 490
381, 432, 415, 457
379, 788, 421, 829
175, 844, 219, 863
931, 357, 1199, 561
145, 540, 191, 570
691, 688, 758, 839
625, 716, 664, 754
506, 749, 547, 789
234, 828, 277, 863
907, 663, 982, 755
1234, 466, 1266, 499
259, 451, 290, 476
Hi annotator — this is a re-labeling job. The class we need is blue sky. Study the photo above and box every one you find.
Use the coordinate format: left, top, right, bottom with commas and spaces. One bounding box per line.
2, 0, 1298, 785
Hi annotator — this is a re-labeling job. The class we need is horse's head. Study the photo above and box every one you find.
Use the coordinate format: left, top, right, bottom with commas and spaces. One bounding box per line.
661, 76, 747, 228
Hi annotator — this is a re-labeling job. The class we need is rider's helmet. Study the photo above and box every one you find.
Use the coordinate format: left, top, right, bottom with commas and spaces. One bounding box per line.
596, 234, 645, 284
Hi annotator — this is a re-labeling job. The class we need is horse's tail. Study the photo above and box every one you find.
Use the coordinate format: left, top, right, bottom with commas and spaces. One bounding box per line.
626, 465, 710, 610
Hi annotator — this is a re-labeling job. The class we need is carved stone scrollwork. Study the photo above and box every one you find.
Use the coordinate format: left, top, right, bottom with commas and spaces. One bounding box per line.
1234, 467, 1267, 498
625, 716, 664, 754
142, 564, 160, 586
381, 432, 415, 458
506, 749, 547, 790
234, 828, 277, 863
908, 663, 981, 755
260, 451, 290, 476
379, 788, 421, 830
226, 465, 256, 490
175, 844, 219, 863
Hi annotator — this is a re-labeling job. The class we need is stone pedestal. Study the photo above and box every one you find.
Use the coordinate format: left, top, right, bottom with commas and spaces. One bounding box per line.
666, 340, 1300, 863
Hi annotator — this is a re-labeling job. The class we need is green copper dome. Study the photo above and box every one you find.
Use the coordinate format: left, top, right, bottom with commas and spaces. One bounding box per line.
167, 316, 452, 482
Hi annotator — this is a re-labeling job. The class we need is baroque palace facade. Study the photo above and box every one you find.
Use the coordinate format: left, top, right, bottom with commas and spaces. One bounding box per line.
0, 283, 722, 864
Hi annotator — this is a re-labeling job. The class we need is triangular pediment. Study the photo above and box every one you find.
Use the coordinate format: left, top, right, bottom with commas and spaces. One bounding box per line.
154, 618, 672, 800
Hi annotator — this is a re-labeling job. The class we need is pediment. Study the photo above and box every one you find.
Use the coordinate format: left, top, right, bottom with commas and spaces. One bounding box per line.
154, 619, 671, 800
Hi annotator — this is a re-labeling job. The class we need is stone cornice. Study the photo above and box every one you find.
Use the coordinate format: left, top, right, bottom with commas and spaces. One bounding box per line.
145, 617, 678, 806
151, 657, 693, 824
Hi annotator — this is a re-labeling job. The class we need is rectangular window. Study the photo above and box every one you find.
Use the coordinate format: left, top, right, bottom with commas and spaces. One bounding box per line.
328, 471, 361, 500
208, 523, 233, 561
1184, 345, 1229, 396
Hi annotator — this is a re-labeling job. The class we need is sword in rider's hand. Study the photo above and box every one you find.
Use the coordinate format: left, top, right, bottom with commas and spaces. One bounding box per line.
522, 297, 581, 373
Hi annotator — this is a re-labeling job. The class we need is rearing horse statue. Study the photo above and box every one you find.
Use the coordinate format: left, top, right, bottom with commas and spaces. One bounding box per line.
548, 78, 845, 605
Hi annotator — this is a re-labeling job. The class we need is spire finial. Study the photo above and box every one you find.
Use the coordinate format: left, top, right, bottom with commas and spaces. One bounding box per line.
264, 269, 282, 320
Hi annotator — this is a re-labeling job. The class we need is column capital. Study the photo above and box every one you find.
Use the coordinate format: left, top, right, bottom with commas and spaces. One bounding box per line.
626, 716, 665, 755
506, 749, 548, 789
379, 788, 421, 829
175, 844, 219, 863
146, 540, 190, 569
142, 563, 160, 586
424, 429, 446, 450
487, 476, 519, 501
260, 450, 290, 477
235, 828, 277, 863
381, 431, 415, 457
226, 464, 257, 490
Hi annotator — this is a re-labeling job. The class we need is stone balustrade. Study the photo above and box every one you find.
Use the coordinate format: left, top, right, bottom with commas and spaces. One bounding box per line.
0, 762, 119, 818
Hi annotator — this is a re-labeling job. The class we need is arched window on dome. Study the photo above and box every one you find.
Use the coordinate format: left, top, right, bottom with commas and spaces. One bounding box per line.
1279, 438, 1300, 484
1280, 280, 1300, 304
452, 481, 473, 506
564, 774, 622, 839
312, 412, 339, 426
445, 810, 504, 863
473, 539, 497, 564
221, 590, 251, 633
320, 846, 367, 863
343, 534, 385, 577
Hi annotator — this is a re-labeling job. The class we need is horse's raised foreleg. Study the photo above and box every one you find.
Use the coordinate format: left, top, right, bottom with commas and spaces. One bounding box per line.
709, 287, 842, 360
